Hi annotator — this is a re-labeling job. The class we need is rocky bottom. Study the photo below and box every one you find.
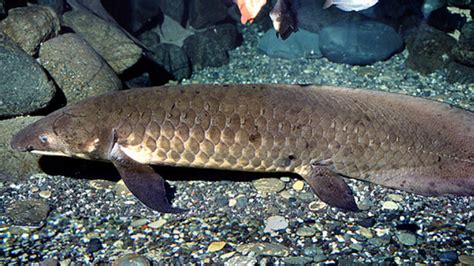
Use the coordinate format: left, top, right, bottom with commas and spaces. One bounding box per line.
1, 168, 473, 264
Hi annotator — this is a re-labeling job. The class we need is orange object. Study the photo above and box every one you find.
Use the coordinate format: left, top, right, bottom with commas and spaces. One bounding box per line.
235, 0, 267, 24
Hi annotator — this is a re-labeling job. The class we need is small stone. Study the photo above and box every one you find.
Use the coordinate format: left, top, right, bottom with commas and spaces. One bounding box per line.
283, 256, 313, 264
349, 243, 364, 251
387, 194, 404, 202
313, 254, 328, 263
6, 199, 49, 226
279, 190, 291, 199
296, 226, 316, 237
358, 227, 374, 239
237, 243, 290, 257
459, 255, 474, 264
396, 232, 417, 246
207, 241, 226, 252
41, 258, 59, 266
148, 218, 166, 229
253, 178, 285, 194
235, 195, 248, 208
382, 201, 400, 210
220, 251, 236, 260
264, 216, 288, 233
437, 251, 458, 263
89, 179, 116, 190
39, 190, 51, 199
228, 198, 237, 207
130, 218, 149, 227
357, 217, 376, 228
280, 177, 291, 182
466, 222, 474, 232
293, 180, 305, 191
86, 238, 103, 253
308, 201, 327, 211
225, 256, 257, 266
113, 254, 150, 266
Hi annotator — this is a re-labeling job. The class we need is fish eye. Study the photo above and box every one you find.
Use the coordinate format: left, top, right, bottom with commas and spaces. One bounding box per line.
39, 135, 48, 143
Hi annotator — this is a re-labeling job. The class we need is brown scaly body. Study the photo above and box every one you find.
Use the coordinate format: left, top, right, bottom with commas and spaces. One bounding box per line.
11, 84, 474, 212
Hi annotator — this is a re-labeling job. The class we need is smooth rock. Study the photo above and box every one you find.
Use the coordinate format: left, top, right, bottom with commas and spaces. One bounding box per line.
382, 201, 400, 210
39, 33, 122, 103
438, 251, 458, 263
0, 35, 55, 116
6, 199, 50, 226
293, 180, 305, 191
130, 218, 149, 227
148, 218, 167, 229
63, 10, 142, 74
387, 194, 404, 202
296, 226, 317, 237
308, 200, 327, 211
225, 256, 257, 266
283, 256, 313, 264
39, 190, 52, 199
252, 178, 285, 194
207, 241, 226, 252
358, 227, 374, 238
0, 5, 60, 55
258, 28, 322, 59
0, 117, 42, 181
406, 24, 457, 74
237, 243, 290, 257
86, 238, 103, 253
320, 20, 403, 65
88, 179, 116, 190
113, 254, 150, 266
188, 0, 227, 29
396, 231, 417, 246
115, 180, 132, 196
264, 216, 289, 233
459, 255, 474, 264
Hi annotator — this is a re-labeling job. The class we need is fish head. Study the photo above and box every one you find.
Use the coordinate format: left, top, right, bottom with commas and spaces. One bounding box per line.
11, 107, 109, 160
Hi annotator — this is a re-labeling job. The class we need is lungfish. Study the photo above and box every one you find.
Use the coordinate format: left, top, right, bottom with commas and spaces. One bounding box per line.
10, 84, 474, 213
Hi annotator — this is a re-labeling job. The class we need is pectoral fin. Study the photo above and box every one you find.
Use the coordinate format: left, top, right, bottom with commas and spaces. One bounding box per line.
108, 131, 186, 213
302, 162, 359, 211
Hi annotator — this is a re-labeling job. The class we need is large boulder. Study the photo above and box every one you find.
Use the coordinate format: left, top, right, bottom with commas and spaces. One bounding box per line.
39, 33, 122, 103
0, 5, 60, 55
406, 24, 456, 74
258, 28, 322, 59
188, 0, 227, 29
0, 34, 55, 117
63, 10, 143, 74
319, 20, 403, 65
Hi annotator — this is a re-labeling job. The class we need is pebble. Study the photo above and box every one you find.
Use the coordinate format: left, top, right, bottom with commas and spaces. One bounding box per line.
349, 243, 364, 251
252, 178, 285, 194
292, 180, 305, 191
264, 216, 288, 233
382, 201, 400, 210
225, 256, 257, 266
130, 218, 149, 227
437, 251, 458, 263
38, 190, 51, 199
6, 199, 49, 226
86, 238, 103, 253
207, 241, 227, 252
228, 198, 237, 207
358, 227, 374, 239
296, 226, 316, 237
148, 218, 167, 229
466, 222, 474, 232
459, 255, 474, 264
279, 190, 292, 199
387, 194, 404, 202
114, 180, 132, 196
113, 254, 150, 266
235, 195, 248, 208
308, 201, 327, 211
280, 177, 291, 182
283, 256, 313, 264
396, 232, 417, 246
237, 243, 290, 257
89, 180, 116, 190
